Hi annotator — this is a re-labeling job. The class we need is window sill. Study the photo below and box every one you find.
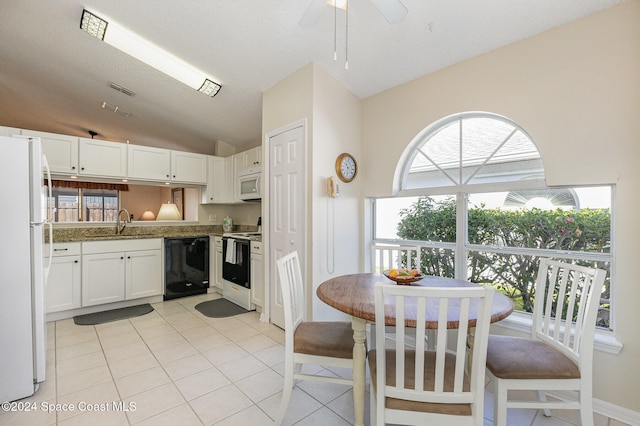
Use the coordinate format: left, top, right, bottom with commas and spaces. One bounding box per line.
492, 312, 623, 355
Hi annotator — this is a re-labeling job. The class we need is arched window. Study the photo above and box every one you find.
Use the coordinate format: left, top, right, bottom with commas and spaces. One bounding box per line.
373, 112, 613, 330
401, 112, 544, 191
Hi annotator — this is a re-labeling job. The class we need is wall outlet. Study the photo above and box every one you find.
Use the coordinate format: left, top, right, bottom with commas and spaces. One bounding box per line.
209, 214, 217, 222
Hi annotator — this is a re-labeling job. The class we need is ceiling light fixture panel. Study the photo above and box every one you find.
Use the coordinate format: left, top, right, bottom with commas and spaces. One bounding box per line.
199, 79, 221, 97
80, 9, 222, 97
80, 10, 107, 40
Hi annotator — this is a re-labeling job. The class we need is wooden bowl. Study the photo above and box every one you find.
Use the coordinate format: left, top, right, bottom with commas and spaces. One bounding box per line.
382, 270, 425, 285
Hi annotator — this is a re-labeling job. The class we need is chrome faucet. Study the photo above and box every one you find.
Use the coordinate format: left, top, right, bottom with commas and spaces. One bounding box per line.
116, 208, 131, 235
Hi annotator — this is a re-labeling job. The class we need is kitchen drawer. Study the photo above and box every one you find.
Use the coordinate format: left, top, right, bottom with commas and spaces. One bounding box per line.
250, 241, 262, 255
213, 235, 223, 248
46, 242, 81, 257
82, 238, 162, 254
223, 280, 251, 310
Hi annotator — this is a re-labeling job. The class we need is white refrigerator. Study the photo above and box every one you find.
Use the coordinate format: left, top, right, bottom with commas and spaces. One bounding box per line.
0, 135, 51, 402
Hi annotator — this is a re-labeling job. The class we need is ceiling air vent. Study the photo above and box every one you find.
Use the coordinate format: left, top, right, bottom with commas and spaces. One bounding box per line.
108, 81, 136, 97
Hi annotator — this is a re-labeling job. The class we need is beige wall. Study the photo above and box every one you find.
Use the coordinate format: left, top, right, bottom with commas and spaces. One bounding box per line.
262, 63, 362, 321
361, 0, 640, 411
310, 64, 362, 320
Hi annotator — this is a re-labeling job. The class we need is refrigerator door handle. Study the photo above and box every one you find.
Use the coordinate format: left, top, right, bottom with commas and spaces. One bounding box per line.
42, 154, 53, 222
44, 221, 53, 280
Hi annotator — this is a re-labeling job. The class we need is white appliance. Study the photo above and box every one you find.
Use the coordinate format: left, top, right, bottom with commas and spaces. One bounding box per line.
238, 166, 261, 201
0, 135, 52, 402
222, 232, 261, 310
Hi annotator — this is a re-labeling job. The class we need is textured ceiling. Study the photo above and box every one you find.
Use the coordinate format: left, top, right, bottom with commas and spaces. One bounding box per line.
0, 0, 627, 154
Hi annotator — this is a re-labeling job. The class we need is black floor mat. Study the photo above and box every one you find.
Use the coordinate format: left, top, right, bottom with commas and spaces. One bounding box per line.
195, 298, 248, 318
73, 304, 154, 325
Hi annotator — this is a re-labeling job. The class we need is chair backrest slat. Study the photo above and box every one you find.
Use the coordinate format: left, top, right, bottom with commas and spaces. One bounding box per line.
434, 296, 448, 393
414, 296, 427, 392
276, 251, 305, 340
371, 244, 421, 273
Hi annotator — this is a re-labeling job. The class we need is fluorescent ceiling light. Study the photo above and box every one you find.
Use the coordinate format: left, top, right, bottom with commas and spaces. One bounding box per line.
327, 0, 347, 10
80, 10, 221, 97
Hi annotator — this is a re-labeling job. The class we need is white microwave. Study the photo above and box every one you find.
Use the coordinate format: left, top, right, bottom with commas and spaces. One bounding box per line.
238, 167, 261, 201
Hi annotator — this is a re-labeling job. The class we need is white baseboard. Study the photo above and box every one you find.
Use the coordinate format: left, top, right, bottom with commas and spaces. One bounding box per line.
593, 396, 640, 425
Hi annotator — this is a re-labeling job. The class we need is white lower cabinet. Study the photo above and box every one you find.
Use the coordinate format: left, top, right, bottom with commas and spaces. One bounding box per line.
211, 236, 223, 291
82, 252, 125, 307
45, 242, 81, 313
126, 250, 163, 299
82, 239, 162, 307
250, 241, 264, 307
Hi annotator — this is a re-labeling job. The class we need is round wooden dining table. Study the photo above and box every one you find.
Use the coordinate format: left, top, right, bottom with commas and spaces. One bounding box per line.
316, 273, 514, 426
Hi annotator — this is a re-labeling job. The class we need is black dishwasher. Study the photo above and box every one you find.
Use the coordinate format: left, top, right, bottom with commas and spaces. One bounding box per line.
164, 237, 209, 300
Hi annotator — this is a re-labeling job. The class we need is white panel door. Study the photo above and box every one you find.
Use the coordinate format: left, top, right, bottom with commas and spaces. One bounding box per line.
269, 124, 305, 328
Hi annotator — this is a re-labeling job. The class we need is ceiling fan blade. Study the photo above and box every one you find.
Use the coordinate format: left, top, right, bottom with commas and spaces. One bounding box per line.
370, 0, 407, 25
299, 0, 326, 27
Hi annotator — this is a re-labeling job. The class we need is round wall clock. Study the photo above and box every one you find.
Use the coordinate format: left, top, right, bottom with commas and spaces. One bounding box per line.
335, 153, 357, 183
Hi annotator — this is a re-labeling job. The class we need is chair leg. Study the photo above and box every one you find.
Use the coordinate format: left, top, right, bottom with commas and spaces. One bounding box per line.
274, 361, 296, 426
536, 390, 551, 417
493, 379, 508, 426
579, 386, 594, 426
369, 383, 377, 426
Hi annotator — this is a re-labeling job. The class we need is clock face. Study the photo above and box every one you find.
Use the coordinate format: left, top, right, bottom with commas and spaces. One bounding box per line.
336, 153, 357, 182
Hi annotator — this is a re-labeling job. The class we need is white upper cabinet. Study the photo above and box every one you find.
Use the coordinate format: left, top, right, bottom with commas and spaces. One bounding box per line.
0, 126, 20, 137
128, 144, 206, 184
21, 130, 79, 175
204, 156, 226, 203
127, 144, 171, 182
241, 146, 262, 169
14, 126, 212, 185
79, 137, 127, 178
171, 150, 207, 184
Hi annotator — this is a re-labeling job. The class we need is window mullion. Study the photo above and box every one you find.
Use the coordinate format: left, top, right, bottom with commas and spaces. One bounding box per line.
455, 192, 467, 280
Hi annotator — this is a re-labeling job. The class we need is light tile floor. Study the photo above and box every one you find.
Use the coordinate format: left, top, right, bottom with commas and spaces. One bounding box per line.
0, 293, 627, 425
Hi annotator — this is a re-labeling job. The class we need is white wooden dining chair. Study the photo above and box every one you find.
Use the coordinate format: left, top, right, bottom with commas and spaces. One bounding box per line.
485, 258, 607, 426
369, 282, 495, 426
371, 244, 421, 274
274, 251, 356, 425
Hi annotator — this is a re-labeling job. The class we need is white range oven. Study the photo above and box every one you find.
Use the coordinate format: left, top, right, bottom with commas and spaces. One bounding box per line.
222, 232, 261, 309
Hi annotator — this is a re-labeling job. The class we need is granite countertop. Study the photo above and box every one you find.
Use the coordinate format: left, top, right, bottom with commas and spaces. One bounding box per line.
50, 224, 260, 243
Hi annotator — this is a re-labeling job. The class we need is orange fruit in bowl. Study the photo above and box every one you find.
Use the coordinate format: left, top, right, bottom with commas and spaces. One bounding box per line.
388, 269, 398, 277
410, 269, 420, 276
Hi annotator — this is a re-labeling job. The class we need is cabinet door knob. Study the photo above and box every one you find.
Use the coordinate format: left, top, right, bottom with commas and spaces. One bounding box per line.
74, 260, 78, 263
71, 166, 76, 170
120, 256, 124, 260
127, 256, 131, 259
